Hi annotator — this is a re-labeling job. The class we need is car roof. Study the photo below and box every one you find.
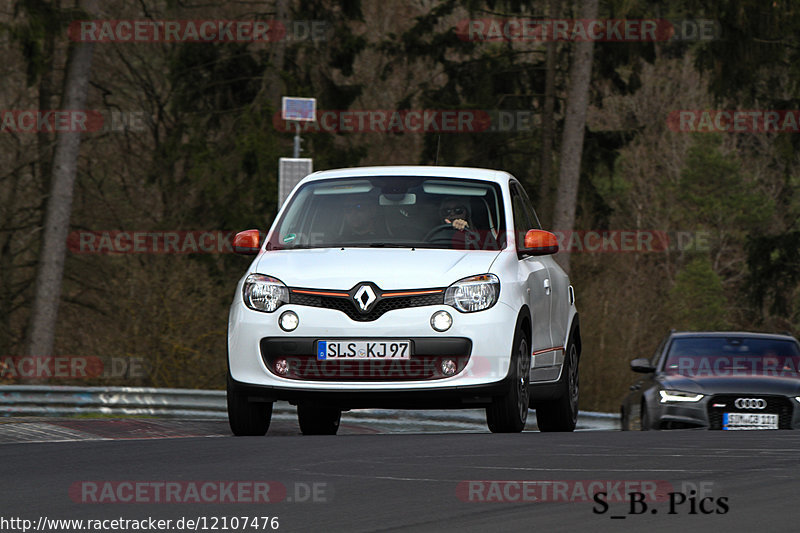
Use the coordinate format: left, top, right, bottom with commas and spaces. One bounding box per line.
669, 331, 799, 342
300, 165, 514, 185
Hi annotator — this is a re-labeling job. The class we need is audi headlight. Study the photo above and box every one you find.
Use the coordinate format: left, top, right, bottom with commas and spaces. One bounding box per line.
243, 274, 289, 312
444, 274, 500, 313
659, 390, 704, 403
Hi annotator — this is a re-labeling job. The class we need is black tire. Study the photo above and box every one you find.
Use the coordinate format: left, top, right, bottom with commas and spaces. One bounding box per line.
297, 404, 341, 435
227, 376, 272, 436
640, 402, 650, 431
486, 327, 530, 433
536, 336, 579, 432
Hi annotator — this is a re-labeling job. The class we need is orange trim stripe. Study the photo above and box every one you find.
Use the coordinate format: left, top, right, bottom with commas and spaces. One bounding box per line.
531, 346, 565, 356
382, 289, 443, 297
291, 289, 350, 297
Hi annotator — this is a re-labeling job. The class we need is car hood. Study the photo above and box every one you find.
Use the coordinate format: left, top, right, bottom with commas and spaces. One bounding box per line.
252, 248, 502, 289
658, 373, 800, 396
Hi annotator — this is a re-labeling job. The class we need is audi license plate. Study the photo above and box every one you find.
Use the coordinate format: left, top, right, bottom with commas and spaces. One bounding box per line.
317, 340, 411, 360
723, 413, 778, 430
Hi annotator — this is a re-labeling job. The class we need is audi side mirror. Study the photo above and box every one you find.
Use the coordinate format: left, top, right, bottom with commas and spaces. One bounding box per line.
630, 358, 656, 373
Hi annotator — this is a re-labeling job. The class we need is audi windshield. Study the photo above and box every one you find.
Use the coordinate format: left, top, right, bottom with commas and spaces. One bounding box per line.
663, 336, 800, 377
267, 176, 507, 250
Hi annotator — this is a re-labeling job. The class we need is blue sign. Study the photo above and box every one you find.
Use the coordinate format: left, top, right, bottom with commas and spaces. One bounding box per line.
282, 97, 316, 122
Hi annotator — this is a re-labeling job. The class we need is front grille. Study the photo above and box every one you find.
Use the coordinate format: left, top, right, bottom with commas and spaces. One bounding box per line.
707, 395, 793, 429
261, 337, 471, 381
290, 290, 443, 321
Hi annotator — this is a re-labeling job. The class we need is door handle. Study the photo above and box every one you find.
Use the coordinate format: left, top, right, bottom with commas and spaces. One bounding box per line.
543, 278, 551, 295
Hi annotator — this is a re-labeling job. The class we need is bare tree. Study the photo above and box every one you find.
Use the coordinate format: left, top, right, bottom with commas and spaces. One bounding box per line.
552, 0, 599, 274
537, 0, 560, 227
25, 2, 96, 357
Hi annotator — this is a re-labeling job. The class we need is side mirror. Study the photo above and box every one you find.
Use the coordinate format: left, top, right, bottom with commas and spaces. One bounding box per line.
630, 358, 656, 373
520, 229, 559, 256
232, 230, 261, 255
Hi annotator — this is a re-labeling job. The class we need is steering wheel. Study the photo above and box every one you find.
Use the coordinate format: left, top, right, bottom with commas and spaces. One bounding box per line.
423, 224, 458, 243
424, 223, 480, 246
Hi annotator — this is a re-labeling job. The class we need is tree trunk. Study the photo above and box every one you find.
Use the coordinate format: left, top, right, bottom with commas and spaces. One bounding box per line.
263, 0, 290, 106
25, 12, 95, 358
537, 0, 560, 228
552, 0, 599, 275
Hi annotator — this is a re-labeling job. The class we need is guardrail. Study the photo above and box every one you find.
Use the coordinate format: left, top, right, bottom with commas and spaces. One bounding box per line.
0, 385, 619, 430
0, 385, 227, 418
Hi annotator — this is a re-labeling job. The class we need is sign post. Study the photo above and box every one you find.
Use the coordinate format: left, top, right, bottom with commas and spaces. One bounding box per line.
281, 96, 316, 158
279, 97, 316, 206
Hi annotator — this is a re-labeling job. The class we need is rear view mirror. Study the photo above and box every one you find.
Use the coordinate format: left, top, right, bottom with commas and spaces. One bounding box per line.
233, 230, 261, 255
630, 358, 656, 373
380, 193, 416, 205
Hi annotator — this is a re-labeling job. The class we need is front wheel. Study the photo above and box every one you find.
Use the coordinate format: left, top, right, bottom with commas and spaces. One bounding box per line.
486, 327, 530, 433
640, 402, 650, 431
620, 407, 630, 431
297, 405, 341, 435
536, 337, 579, 432
227, 376, 273, 436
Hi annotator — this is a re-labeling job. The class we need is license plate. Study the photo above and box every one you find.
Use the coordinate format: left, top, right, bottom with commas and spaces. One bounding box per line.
723, 413, 778, 430
316, 340, 411, 360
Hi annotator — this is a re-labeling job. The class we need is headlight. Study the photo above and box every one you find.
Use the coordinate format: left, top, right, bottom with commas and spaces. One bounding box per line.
444, 274, 500, 313
242, 274, 289, 312
659, 390, 704, 403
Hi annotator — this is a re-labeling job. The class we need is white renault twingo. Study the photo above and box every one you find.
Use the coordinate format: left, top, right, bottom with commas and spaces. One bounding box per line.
227, 166, 580, 434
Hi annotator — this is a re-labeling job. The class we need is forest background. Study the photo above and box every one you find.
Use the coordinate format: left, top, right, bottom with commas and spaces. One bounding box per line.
2, 0, 799, 412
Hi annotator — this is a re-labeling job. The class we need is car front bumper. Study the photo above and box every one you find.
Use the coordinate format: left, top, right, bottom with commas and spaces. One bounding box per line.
650, 395, 800, 430
228, 299, 525, 396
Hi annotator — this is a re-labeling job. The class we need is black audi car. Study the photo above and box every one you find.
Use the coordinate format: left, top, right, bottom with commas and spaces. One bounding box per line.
621, 331, 800, 430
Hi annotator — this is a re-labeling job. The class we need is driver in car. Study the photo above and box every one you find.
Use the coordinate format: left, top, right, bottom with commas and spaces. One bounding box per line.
439, 197, 472, 232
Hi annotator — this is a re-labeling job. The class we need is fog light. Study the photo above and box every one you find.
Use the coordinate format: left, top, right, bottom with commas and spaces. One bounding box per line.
274, 358, 289, 376
430, 310, 452, 332
279, 310, 299, 331
441, 359, 457, 376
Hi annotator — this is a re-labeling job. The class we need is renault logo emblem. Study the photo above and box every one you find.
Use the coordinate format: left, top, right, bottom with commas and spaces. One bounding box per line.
353, 285, 377, 312
734, 398, 766, 409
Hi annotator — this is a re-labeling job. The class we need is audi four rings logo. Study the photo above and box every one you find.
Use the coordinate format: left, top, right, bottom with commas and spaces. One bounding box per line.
735, 398, 767, 409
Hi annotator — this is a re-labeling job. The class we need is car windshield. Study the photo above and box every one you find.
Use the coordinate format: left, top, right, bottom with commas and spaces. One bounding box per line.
663, 337, 800, 377
267, 176, 507, 250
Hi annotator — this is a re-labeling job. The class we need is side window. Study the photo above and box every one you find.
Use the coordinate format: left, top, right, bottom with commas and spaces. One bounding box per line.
652, 337, 669, 368
510, 184, 532, 250
510, 185, 532, 234
518, 184, 542, 230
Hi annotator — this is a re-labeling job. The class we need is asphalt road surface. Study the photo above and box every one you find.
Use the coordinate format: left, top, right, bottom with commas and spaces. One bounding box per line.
1, 417, 798, 533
